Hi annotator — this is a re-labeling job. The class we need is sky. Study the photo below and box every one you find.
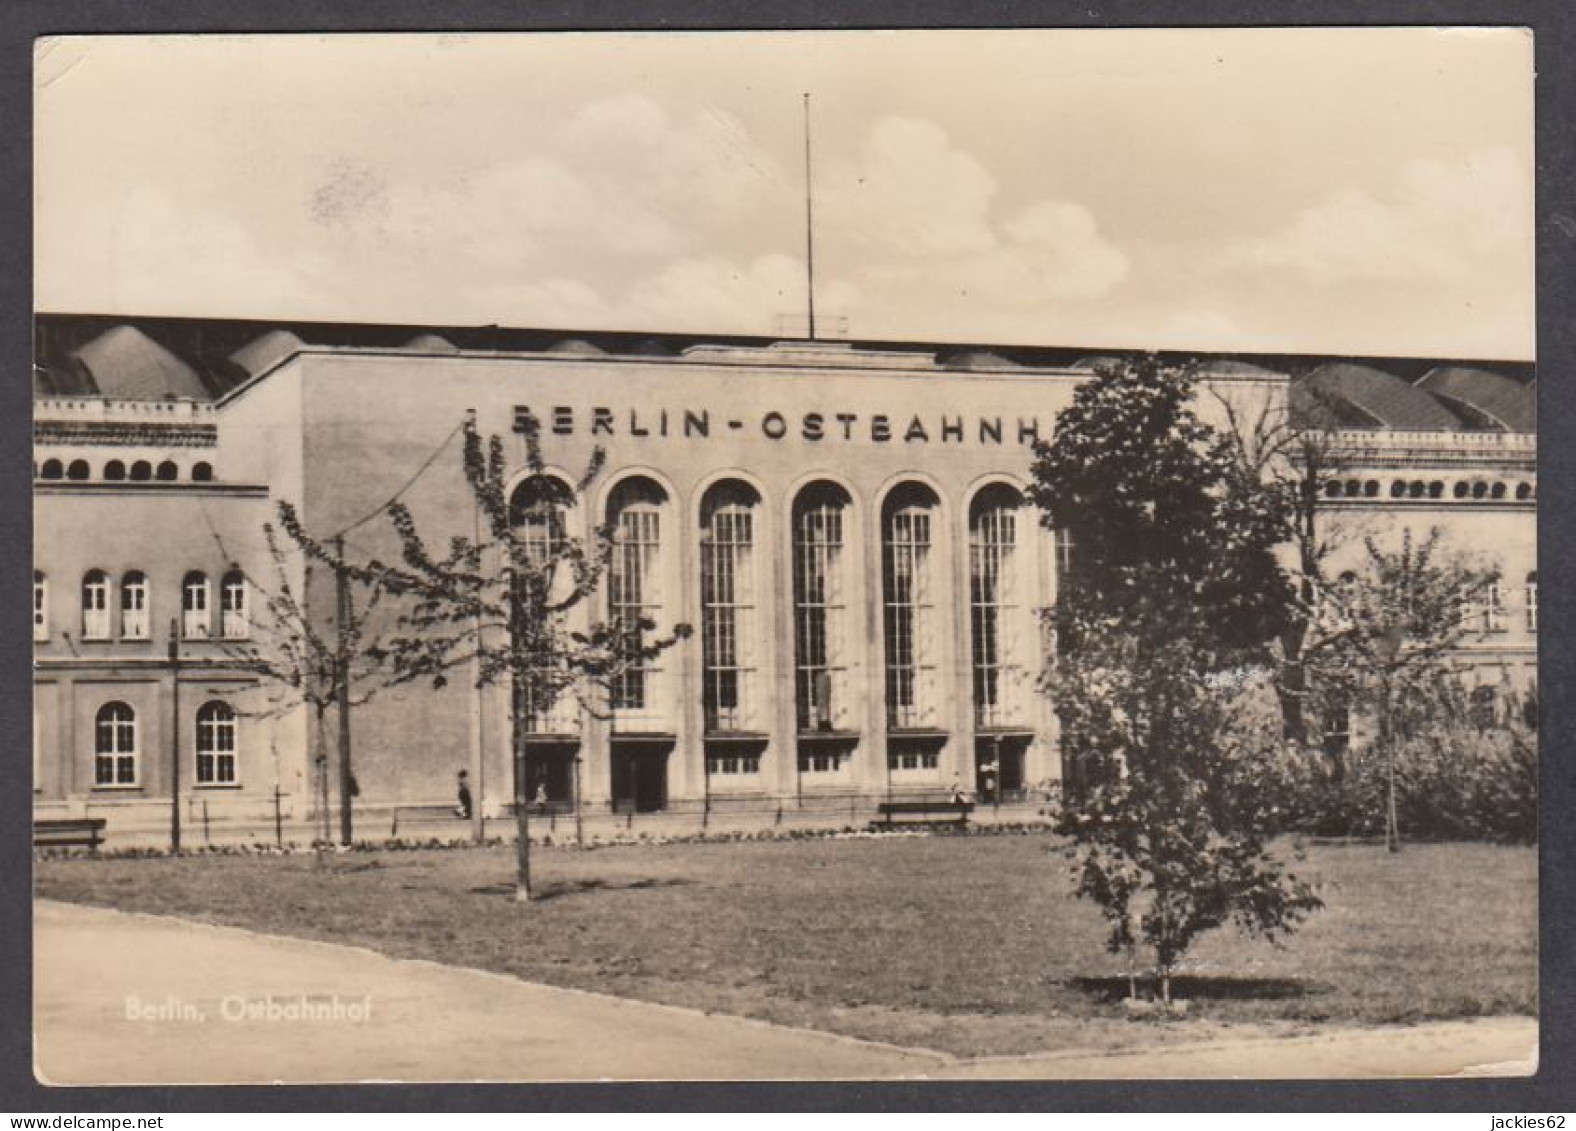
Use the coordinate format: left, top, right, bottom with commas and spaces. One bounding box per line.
34, 29, 1535, 360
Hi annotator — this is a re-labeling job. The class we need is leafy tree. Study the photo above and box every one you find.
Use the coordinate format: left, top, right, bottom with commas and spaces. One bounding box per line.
1301, 528, 1501, 850
287, 410, 690, 900
1031, 356, 1321, 1005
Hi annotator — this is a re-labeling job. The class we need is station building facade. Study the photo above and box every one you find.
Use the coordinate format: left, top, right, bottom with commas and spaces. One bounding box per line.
31, 316, 1537, 832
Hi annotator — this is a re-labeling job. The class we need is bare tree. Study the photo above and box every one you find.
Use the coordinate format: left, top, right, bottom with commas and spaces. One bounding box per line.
1211, 378, 1356, 744
216, 520, 391, 846
282, 410, 690, 901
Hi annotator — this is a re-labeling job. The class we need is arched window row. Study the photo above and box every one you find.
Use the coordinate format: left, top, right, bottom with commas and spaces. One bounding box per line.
36, 458, 216, 483
510, 472, 1040, 748
1320, 477, 1534, 503
59, 569, 248, 642
90, 700, 242, 789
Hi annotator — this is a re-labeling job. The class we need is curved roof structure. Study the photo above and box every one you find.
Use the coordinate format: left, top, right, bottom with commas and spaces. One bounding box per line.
1198, 359, 1284, 379
33, 362, 95, 397
402, 333, 461, 354
72, 325, 208, 400
1417, 366, 1534, 433
1071, 355, 1124, 371
1299, 362, 1462, 431
229, 329, 308, 380
624, 337, 679, 358
942, 349, 1020, 369
546, 338, 607, 357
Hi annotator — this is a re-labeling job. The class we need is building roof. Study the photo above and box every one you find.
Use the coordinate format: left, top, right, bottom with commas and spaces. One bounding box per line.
229, 329, 309, 379
402, 333, 461, 353
32, 313, 1536, 437
545, 338, 608, 357
1416, 366, 1535, 433
1299, 362, 1464, 431
1197, 359, 1282, 379
70, 325, 209, 400
942, 349, 1020, 369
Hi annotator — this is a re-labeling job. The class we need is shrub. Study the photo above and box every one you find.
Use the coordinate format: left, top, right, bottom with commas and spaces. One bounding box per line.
1255, 681, 1537, 844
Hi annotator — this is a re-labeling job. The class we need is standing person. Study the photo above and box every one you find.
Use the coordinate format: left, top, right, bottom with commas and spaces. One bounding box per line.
455, 769, 473, 819
533, 782, 549, 816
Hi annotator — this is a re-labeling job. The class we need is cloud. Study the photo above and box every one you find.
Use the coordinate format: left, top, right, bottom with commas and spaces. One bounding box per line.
1211, 147, 1530, 285
822, 117, 1130, 321
623, 253, 861, 334
53, 185, 326, 317
465, 276, 608, 327
826, 116, 999, 256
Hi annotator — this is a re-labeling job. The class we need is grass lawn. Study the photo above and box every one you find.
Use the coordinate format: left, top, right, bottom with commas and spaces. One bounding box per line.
35, 834, 1536, 1058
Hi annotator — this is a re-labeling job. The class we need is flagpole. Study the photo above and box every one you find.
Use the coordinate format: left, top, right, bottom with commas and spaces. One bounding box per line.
802, 92, 817, 342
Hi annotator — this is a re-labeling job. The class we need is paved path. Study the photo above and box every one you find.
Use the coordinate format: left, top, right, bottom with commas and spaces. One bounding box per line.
34, 901, 1536, 1085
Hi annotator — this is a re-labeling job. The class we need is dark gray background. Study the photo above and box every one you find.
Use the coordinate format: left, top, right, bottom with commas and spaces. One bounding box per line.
3, 2, 1571, 1113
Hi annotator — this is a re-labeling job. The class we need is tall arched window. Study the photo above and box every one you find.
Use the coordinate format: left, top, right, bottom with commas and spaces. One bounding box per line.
81, 570, 111, 639
882, 482, 941, 736
970, 485, 1030, 728
510, 474, 577, 734
220, 570, 249, 639
94, 702, 137, 786
792, 482, 854, 745
182, 571, 211, 638
120, 571, 150, 639
195, 701, 238, 785
33, 571, 47, 642
700, 481, 762, 735
606, 477, 669, 729
1526, 570, 1538, 633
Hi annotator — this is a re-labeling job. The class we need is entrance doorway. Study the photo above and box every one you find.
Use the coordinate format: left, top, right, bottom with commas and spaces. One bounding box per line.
611, 741, 671, 813
975, 733, 1029, 801
522, 742, 577, 812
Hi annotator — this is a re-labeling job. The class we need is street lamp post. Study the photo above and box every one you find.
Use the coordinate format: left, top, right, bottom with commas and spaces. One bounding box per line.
167, 618, 181, 853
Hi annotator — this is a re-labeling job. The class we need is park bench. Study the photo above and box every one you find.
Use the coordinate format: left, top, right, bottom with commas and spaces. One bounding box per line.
872, 799, 973, 829
33, 817, 107, 854
389, 804, 470, 837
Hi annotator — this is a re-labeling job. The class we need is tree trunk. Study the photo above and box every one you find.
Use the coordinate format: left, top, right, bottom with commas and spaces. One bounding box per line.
514, 724, 532, 901
1275, 650, 1308, 745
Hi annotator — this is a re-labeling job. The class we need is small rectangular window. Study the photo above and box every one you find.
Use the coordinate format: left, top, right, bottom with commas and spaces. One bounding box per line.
221, 574, 248, 640
1482, 584, 1505, 633
183, 575, 211, 639
32, 575, 47, 642
81, 574, 110, 640
121, 575, 149, 639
